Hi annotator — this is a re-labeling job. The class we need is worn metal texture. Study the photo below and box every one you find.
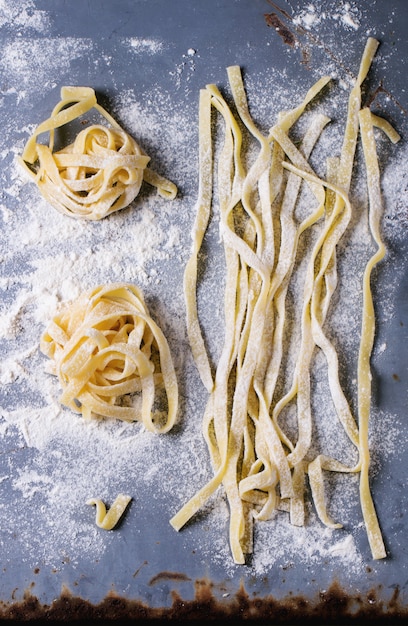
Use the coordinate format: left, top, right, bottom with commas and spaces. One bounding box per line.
0, 0, 407, 623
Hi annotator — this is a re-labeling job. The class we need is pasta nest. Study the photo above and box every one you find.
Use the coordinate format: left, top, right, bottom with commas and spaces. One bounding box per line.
33, 124, 150, 220
40, 283, 178, 434
19, 86, 177, 219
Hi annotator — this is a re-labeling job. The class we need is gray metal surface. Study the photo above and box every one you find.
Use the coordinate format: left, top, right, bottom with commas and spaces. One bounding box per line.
0, 0, 407, 622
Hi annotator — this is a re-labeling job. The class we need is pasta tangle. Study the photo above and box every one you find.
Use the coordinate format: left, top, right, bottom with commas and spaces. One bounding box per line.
171, 38, 400, 564
19, 87, 177, 220
41, 283, 178, 434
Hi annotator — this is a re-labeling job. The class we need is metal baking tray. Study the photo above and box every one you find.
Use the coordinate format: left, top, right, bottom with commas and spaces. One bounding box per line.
0, 0, 407, 623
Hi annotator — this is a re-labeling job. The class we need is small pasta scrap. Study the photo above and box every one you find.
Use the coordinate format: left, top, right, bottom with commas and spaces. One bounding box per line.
87, 494, 132, 530
19, 86, 177, 220
41, 282, 178, 434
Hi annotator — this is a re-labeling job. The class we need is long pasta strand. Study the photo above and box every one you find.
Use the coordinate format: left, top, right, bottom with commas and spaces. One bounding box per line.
172, 38, 398, 565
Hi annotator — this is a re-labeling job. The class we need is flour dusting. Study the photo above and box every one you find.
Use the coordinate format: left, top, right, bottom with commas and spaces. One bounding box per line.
0, 0, 50, 33
293, 2, 361, 32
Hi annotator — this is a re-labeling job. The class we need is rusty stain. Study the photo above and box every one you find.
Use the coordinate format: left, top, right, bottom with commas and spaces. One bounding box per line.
264, 13, 297, 47
263, 1, 406, 123
133, 559, 148, 578
0, 578, 407, 623
365, 81, 407, 118
149, 571, 192, 586
263, 8, 311, 67
264, 0, 354, 77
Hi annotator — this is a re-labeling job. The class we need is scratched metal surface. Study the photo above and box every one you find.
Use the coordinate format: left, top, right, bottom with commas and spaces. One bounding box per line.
0, 0, 407, 623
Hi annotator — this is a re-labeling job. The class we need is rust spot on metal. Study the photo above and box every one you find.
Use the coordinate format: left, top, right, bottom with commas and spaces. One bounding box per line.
132, 559, 148, 578
0, 578, 407, 623
263, 8, 311, 66
264, 0, 408, 118
264, 0, 352, 75
149, 570, 192, 586
264, 12, 297, 47
365, 81, 407, 117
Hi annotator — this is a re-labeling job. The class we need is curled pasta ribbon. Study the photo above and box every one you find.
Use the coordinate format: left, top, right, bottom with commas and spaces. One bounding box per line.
41, 283, 178, 434
19, 86, 177, 220
172, 38, 399, 565
87, 494, 132, 530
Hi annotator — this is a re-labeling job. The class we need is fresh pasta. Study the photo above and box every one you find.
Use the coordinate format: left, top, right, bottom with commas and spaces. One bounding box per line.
19, 87, 177, 220
170, 38, 400, 564
41, 283, 178, 434
87, 494, 132, 530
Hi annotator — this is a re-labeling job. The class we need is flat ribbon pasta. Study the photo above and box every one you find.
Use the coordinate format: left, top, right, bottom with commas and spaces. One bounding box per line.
40, 283, 178, 434
19, 86, 177, 220
171, 38, 399, 565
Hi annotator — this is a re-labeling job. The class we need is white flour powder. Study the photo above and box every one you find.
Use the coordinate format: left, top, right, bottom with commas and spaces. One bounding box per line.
0, 0, 50, 32
293, 2, 361, 31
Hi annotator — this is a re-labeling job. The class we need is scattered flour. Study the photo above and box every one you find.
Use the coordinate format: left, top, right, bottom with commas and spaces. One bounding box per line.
127, 38, 165, 55
0, 0, 50, 33
293, 1, 361, 32
0, 37, 93, 91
